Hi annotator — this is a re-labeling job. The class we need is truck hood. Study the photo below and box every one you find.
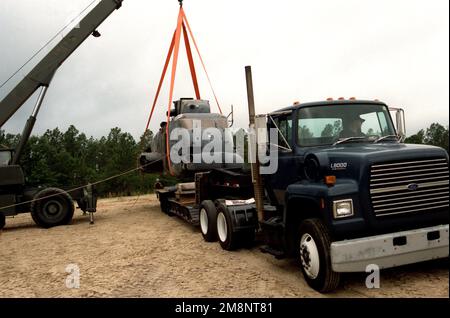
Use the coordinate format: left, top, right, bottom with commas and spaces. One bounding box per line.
304, 142, 449, 178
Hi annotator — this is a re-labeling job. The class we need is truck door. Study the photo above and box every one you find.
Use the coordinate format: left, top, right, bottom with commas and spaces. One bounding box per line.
266, 113, 297, 206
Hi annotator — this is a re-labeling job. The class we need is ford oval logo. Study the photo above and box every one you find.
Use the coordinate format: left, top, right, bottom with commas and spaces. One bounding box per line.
407, 183, 419, 191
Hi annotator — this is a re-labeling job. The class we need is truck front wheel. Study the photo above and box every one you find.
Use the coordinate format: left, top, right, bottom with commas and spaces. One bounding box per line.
30, 188, 75, 229
298, 218, 340, 293
199, 200, 218, 242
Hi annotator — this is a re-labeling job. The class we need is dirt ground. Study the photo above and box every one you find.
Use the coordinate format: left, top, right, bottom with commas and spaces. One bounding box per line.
0, 195, 448, 298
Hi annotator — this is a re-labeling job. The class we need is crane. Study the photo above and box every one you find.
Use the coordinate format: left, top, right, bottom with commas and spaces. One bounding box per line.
0, 0, 124, 230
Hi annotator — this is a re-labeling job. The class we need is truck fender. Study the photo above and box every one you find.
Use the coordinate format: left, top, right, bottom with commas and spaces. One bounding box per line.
283, 184, 330, 257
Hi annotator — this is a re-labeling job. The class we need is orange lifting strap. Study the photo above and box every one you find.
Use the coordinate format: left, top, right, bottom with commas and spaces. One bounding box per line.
144, 2, 222, 175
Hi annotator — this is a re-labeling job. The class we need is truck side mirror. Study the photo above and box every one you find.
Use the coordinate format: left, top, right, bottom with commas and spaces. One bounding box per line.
227, 105, 234, 128
389, 107, 406, 142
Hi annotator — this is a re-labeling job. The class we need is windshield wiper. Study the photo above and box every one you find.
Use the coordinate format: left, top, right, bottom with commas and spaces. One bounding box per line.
373, 135, 400, 143
333, 137, 368, 146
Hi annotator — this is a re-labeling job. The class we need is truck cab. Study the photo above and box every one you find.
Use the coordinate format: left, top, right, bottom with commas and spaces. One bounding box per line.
259, 99, 449, 291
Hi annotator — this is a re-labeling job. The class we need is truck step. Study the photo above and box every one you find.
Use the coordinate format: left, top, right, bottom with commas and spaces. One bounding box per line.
260, 245, 286, 259
189, 209, 200, 226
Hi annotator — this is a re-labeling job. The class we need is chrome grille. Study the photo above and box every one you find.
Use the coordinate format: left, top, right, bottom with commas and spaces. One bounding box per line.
370, 158, 449, 217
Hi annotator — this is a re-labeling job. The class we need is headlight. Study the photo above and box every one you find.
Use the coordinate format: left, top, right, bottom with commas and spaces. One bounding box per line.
333, 199, 354, 219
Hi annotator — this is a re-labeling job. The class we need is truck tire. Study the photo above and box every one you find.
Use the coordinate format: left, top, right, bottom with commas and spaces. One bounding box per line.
216, 203, 240, 251
30, 188, 75, 229
298, 218, 340, 293
0, 212, 5, 230
199, 200, 218, 242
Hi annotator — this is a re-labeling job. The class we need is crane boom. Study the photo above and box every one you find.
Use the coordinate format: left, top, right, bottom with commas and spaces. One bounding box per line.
0, 0, 124, 128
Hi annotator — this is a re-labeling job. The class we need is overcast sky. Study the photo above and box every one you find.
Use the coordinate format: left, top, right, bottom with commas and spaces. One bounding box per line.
0, 0, 448, 139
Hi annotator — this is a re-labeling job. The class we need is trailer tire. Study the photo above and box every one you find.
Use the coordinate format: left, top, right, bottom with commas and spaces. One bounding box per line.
199, 200, 218, 242
0, 212, 5, 230
298, 218, 340, 293
216, 203, 240, 251
31, 188, 75, 229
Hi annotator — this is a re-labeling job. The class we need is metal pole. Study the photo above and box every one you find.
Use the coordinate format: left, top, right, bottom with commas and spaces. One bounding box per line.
245, 66, 265, 223
31, 86, 49, 117
12, 85, 49, 165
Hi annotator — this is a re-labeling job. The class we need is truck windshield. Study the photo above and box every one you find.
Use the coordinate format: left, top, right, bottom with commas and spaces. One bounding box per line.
297, 104, 396, 146
0, 150, 12, 166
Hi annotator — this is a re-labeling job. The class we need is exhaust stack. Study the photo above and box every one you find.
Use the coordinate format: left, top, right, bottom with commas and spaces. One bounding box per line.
245, 66, 265, 223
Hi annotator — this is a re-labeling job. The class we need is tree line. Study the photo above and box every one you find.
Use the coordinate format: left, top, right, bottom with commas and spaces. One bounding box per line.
404, 123, 449, 153
0, 122, 448, 198
0, 126, 159, 197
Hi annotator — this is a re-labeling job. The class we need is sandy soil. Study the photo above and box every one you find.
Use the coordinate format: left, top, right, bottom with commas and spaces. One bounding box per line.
0, 195, 448, 298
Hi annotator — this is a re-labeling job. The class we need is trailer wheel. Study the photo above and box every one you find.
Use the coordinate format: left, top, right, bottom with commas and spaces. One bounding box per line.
199, 200, 218, 242
298, 218, 340, 293
30, 188, 74, 229
0, 213, 5, 230
216, 203, 240, 251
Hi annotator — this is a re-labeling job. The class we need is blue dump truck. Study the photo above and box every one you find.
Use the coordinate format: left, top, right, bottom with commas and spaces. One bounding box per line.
151, 67, 449, 293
